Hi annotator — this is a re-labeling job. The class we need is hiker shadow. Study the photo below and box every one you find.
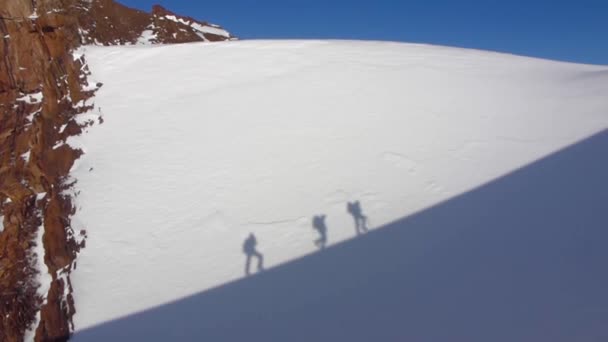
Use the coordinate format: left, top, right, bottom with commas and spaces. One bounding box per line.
347, 201, 368, 236
72, 130, 608, 342
312, 215, 328, 250
243, 233, 264, 276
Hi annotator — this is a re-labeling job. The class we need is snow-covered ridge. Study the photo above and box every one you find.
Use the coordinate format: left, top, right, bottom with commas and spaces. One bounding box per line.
134, 12, 233, 45
163, 14, 230, 39
69, 40, 608, 332
74, 1, 233, 47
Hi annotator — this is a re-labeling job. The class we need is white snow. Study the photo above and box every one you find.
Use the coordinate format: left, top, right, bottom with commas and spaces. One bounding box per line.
59, 124, 68, 134
24, 214, 53, 342
137, 29, 157, 45
0, 215, 4, 233
190, 22, 230, 38
21, 151, 31, 163
56, 265, 73, 320
17, 91, 43, 105
70, 40, 608, 332
164, 14, 189, 25
26, 111, 40, 123
73, 51, 84, 61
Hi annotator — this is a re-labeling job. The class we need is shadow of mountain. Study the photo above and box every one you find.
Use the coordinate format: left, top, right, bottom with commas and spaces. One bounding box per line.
74, 130, 608, 342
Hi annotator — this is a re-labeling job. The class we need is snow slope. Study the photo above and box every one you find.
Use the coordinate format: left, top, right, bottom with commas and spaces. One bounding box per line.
69, 40, 608, 332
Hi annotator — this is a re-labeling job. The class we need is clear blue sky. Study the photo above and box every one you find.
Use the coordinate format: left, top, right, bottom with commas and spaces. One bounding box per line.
121, 0, 607, 65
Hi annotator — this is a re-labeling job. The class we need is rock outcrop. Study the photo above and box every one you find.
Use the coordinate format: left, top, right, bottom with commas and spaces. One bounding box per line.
77, 0, 234, 45
0, 1, 232, 341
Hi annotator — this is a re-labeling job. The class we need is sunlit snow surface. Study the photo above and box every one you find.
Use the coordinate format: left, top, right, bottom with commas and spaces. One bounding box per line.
70, 40, 608, 330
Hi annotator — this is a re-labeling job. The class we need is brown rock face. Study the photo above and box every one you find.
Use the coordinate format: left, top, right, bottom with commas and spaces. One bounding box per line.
0, 1, 232, 341
78, 1, 234, 45
1, 1, 94, 341
149, 5, 233, 43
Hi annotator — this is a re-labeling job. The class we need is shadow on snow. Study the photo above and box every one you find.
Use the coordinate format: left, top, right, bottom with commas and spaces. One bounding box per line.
74, 130, 608, 342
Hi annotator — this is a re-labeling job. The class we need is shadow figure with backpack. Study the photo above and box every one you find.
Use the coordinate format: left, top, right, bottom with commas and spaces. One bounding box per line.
243, 233, 264, 276
347, 201, 368, 235
312, 215, 328, 249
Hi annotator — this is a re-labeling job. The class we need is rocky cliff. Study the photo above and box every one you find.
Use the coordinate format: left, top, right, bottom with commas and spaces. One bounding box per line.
0, 1, 232, 341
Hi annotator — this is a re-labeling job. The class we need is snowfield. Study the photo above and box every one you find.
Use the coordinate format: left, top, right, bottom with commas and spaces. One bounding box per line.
69, 40, 608, 338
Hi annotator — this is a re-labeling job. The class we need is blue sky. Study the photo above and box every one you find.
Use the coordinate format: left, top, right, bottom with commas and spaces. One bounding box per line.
121, 0, 607, 65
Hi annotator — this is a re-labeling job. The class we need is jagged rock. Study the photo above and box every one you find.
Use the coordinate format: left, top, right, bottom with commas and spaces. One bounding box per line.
77, 1, 234, 45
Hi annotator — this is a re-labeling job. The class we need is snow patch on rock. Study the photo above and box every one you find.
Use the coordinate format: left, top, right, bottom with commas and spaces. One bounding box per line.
137, 27, 157, 45
24, 211, 53, 342
17, 91, 43, 105
164, 14, 230, 39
